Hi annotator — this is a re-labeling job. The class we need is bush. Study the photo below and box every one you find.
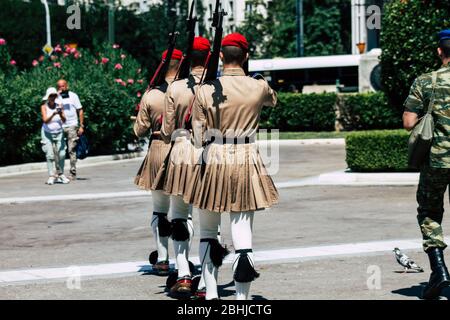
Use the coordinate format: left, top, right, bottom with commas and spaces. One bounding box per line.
336, 92, 402, 130
0, 42, 147, 166
260, 92, 401, 132
260, 93, 337, 131
381, 0, 450, 110
345, 130, 410, 172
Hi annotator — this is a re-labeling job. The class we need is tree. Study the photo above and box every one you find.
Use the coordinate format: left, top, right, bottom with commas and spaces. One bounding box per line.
237, 0, 351, 58
380, 0, 450, 110
236, 0, 269, 58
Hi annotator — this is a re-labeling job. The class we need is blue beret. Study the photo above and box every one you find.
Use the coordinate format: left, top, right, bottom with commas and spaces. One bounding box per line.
438, 29, 450, 41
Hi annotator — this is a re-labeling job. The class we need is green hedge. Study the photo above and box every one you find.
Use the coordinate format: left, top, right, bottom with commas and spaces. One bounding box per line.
260, 93, 337, 131
337, 93, 401, 130
345, 130, 410, 172
260, 92, 401, 131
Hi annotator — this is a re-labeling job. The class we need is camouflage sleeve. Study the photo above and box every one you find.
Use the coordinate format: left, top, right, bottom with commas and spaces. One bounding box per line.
404, 78, 424, 114
161, 84, 175, 144
133, 94, 152, 138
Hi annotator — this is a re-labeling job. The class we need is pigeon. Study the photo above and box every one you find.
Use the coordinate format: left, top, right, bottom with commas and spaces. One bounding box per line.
393, 248, 424, 273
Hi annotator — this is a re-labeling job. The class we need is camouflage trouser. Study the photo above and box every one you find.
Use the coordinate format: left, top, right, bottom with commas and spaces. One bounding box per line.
417, 165, 450, 252
63, 126, 79, 177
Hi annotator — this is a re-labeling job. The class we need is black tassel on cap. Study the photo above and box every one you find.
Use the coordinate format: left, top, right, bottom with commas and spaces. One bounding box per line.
233, 249, 260, 283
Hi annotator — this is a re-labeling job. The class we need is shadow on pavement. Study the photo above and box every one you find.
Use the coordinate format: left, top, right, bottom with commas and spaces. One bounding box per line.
392, 282, 450, 300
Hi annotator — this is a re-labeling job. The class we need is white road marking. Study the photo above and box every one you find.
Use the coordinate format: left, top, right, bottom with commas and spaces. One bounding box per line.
0, 175, 335, 204
0, 238, 423, 285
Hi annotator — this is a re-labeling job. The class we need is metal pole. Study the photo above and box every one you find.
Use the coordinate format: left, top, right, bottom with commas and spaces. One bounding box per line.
296, 0, 304, 57
41, 0, 52, 47
108, 0, 115, 44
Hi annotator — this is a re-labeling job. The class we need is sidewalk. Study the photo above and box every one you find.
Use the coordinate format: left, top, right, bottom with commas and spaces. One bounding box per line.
0, 152, 145, 178
0, 139, 345, 178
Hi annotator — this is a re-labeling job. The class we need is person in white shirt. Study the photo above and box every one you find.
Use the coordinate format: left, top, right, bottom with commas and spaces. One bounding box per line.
56, 79, 85, 180
40, 87, 70, 185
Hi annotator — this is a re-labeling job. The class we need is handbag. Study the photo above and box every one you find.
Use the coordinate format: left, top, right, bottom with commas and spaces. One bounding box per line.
407, 71, 437, 169
76, 134, 89, 160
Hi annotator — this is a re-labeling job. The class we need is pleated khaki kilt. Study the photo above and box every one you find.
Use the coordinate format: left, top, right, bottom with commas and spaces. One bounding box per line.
184, 142, 279, 213
162, 136, 203, 197
134, 139, 172, 191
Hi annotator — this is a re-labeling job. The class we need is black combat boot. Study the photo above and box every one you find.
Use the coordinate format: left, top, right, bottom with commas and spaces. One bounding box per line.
422, 247, 450, 299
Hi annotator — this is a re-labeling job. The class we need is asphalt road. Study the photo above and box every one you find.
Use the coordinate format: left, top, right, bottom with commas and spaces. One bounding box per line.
1, 143, 449, 300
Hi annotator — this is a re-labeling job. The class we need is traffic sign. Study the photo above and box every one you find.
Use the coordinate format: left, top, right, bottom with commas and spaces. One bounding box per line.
42, 44, 53, 56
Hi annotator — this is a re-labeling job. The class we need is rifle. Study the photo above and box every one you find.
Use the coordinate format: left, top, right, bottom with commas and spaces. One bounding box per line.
182, 0, 226, 129
203, 0, 227, 82
176, 0, 197, 80
147, 22, 179, 90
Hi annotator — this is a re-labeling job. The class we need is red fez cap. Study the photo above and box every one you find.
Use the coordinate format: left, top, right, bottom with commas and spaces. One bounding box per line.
221, 33, 249, 51
193, 36, 211, 52
162, 49, 183, 60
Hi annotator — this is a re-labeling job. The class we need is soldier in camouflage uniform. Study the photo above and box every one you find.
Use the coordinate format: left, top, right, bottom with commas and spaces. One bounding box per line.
403, 29, 450, 299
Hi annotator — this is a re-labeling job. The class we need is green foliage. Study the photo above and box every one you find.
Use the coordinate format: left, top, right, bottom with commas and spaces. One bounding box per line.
338, 93, 402, 130
241, 0, 350, 58
260, 93, 337, 131
260, 92, 400, 132
0, 39, 16, 75
0, 42, 147, 166
380, 0, 450, 110
345, 130, 409, 172
0, 0, 200, 72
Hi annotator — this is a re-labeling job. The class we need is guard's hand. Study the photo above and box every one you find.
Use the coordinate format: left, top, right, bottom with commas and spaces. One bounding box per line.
77, 127, 84, 136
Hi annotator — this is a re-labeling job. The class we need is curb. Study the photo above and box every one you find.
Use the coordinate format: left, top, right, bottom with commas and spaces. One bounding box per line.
317, 170, 419, 186
0, 152, 145, 178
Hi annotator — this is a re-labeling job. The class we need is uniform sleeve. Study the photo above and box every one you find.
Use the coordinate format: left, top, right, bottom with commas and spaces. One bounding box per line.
134, 95, 152, 138
404, 78, 424, 114
161, 85, 176, 144
260, 79, 277, 107
191, 87, 207, 148
71, 92, 83, 109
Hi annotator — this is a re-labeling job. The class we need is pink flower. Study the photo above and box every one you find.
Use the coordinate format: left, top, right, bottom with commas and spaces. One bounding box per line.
63, 53, 69, 58
137, 91, 142, 97
69, 47, 76, 54
114, 78, 126, 86
114, 63, 123, 70
120, 54, 126, 59
53, 62, 61, 68
38, 55, 45, 62
127, 79, 134, 84
74, 52, 81, 59
55, 44, 62, 53
101, 57, 109, 64
112, 44, 120, 49
137, 79, 144, 84
32, 60, 39, 67
10, 60, 16, 66
94, 59, 99, 65
0, 38, 6, 45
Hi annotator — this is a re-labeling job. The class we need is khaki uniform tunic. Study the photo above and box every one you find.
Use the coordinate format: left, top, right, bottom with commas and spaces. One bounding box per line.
187, 68, 279, 213
134, 78, 174, 190
160, 69, 204, 197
